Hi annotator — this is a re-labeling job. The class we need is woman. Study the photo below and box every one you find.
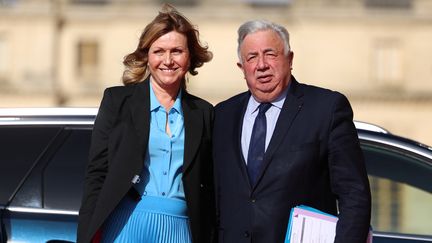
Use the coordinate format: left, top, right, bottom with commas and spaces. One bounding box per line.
77, 5, 215, 243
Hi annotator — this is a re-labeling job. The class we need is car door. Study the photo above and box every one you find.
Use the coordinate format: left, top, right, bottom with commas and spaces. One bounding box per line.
0, 125, 91, 243
359, 131, 432, 242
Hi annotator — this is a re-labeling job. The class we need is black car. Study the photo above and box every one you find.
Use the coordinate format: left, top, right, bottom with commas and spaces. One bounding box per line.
0, 108, 431, 243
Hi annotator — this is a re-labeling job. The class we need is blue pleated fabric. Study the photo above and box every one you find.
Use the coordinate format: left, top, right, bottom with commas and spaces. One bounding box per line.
101, 196, 192, 243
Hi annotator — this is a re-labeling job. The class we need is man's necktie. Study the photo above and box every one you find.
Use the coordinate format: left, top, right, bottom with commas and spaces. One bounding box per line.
247, 102, 272, 186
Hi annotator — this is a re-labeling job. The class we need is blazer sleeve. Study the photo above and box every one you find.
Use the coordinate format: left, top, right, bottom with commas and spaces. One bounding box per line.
328, 93, 372, 243
77, 88, 116, 242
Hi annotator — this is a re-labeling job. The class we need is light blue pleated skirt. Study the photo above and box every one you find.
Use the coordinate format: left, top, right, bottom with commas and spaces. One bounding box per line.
101, 195, 192, 243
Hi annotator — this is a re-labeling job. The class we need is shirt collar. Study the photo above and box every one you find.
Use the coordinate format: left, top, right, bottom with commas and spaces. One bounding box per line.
171, 90, 183, 113
271, 84, 289, 110
249, 82, 290, 114
149, 79, 183, 113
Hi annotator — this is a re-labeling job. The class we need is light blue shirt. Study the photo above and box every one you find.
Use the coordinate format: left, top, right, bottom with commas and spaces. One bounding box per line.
136, 81, 186, 200
241, 87, 289, 164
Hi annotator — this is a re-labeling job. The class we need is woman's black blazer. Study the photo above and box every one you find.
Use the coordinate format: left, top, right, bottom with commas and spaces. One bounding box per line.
77, 79, 216, 243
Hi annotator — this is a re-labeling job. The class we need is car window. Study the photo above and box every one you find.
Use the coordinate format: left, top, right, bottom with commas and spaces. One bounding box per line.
0, 127, 60, 205
362, 143, 432, 236
44, 128, 91, 211
9, 127, 91, 212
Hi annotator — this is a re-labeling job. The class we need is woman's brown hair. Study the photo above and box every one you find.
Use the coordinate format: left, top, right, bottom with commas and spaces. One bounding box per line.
122, 4, 212, 87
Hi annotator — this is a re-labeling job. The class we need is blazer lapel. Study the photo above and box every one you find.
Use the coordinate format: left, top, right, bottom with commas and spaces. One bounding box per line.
182, 93, 203, 174
130, 79, 151, 156
128, 83, 203, 174
253, 78, 304, 189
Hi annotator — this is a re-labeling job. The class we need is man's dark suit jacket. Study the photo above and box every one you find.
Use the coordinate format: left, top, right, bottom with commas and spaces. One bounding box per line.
77, 79, 216, 243
213, 78, 371, 243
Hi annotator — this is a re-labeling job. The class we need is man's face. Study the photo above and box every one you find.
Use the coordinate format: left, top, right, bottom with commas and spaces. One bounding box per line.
238, 29, 293, 103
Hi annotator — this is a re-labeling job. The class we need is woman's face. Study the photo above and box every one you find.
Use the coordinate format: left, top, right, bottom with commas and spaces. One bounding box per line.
148, 31, 190, 91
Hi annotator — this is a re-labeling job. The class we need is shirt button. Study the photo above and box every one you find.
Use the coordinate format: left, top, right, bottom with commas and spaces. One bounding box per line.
162, 192, 166, 196
251, 199, 256, 203
170, 120, 174, 124
163, 171, 167, 175
244, 231, 250, 238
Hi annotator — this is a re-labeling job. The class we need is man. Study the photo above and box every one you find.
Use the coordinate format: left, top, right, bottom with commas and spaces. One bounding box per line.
213, 20, 371, 243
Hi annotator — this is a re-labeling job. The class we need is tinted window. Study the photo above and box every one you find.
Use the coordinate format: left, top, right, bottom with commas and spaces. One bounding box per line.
362, 142, 432, 235
0, 126, 60, 205
44, 129, 91, 211
9, 128, 91, 212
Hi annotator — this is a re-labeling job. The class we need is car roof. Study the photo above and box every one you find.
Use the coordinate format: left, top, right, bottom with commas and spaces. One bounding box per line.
354, 121, 388, 134
0, 108, 390, 130
0, 107, 97, 125
0, 107, 431, 156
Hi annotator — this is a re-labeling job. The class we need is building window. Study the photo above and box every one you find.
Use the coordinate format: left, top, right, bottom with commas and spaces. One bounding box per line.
0, 36, 9, 82
71, 0, 109, 5
246, 0, 293, 6
76, 40, 99, 80
159, 0, 197, 6
372, 39, 404, 89
365, 0, 412, 9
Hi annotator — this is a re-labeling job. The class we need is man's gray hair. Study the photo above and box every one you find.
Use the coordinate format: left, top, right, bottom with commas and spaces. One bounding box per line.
237, 20, 291, 63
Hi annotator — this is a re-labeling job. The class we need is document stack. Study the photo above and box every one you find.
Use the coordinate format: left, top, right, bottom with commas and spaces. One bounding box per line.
285, 205, 373, 243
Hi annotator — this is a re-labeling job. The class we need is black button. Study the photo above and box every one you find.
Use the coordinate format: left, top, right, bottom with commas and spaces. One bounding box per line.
244, 231, 250, 237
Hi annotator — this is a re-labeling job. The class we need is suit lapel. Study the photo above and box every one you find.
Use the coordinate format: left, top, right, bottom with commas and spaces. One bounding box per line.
253, 79, 304, 189
182, 93, 203, 174
236, 93, 254, 187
